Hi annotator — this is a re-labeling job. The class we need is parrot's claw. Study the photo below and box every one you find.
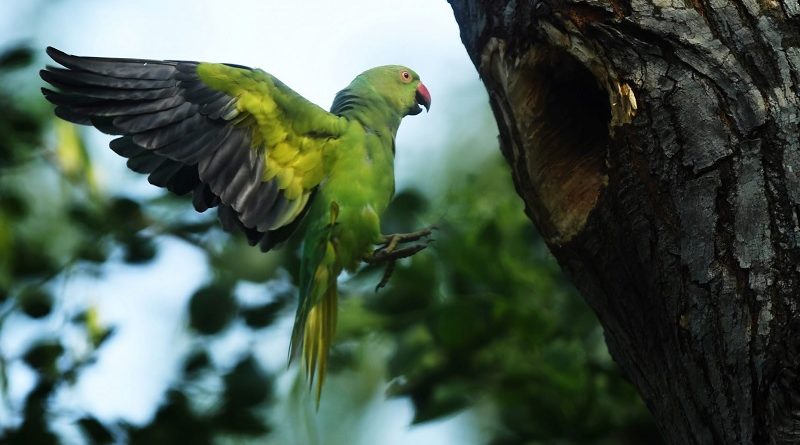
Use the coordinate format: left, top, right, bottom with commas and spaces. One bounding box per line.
375, 261, 397, 292
365, 226, 436, 291
366, 243, 430, 291
364, 242, 429, 265
377, 225, 437, 248
365, 227, 435, 291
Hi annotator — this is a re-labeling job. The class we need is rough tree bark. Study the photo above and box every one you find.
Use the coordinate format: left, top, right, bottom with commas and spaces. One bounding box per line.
447, 0, 800, 443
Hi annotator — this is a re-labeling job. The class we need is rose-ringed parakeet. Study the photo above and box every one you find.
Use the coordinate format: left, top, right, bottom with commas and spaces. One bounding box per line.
40, 47, 433, 401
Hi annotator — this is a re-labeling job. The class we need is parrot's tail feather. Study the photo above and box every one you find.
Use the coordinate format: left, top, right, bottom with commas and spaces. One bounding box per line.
290, 237, 339, 408
304, 280, 337, 400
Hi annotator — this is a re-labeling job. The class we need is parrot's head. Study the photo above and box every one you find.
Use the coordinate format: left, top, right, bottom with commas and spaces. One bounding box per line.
357, 65, 431, 116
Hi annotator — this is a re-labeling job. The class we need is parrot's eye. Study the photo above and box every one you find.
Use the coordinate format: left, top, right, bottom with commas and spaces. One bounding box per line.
400, 70, 412, 83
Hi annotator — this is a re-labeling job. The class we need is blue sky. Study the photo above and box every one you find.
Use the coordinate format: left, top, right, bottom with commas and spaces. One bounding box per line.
1, 1, 496, 443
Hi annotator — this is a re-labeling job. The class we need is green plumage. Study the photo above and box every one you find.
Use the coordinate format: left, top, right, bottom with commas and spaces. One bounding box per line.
291, 67, 423, 400
40, 48, 431, 404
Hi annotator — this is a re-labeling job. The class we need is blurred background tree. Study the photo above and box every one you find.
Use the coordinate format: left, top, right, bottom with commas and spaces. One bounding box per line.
0, 38, 660, 445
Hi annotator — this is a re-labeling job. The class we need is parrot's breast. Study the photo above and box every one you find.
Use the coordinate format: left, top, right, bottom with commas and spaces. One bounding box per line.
316, 123, 395, 270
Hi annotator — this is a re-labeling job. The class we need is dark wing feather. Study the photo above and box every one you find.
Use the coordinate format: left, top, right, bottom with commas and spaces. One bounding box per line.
40, 47, 341, 250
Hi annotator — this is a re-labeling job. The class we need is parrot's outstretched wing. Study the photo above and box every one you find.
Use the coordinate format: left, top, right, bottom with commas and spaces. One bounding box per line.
41, 47, 345, 250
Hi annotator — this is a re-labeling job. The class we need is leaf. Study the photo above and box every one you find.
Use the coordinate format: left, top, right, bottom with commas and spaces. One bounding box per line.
0, 46, 33, 70
54, 119, 98, 194
182, 350, 211, 376
23, 341, 63, 373
188, 284, 236, 335
213, 409, 271, 436
10, 239, 58, 278
77, 306, 114, 348
223, 356, 272, 409
78, 417, 114, 445
240, 300, 284, 329
410, 381, 471, 424
109, 197, 147, 232
18, 287, 53, 319
0, 192, 28, 219
121, 234, 157, 264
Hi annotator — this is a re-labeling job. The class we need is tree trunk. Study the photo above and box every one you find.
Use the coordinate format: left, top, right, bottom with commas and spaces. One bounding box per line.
447, 0, 800, 443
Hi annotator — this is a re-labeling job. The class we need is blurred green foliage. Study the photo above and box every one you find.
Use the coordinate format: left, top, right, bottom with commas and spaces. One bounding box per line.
348, 163, 661, 444
0, 44, 659, 444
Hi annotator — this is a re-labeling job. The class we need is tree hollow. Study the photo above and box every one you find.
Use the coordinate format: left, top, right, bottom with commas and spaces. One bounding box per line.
509, 47, 610, 243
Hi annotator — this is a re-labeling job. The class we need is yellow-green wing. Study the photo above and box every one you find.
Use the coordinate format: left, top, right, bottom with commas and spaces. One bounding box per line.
41, 47, 346, 250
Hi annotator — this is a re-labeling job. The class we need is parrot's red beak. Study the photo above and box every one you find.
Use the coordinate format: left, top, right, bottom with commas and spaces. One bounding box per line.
415, 82, 431, 112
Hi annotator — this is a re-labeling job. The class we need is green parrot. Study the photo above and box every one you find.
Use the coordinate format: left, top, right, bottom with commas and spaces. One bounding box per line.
40, 47, 433, 401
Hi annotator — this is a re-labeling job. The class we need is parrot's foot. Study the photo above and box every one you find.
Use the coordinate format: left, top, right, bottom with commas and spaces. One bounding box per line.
365, 243, 430, 291
377, 226, 437, 251
365, 242, 429, 264
364, 226, 436, 291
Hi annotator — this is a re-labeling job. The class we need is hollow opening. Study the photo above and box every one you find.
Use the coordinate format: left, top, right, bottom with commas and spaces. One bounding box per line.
508, 46, 611, 243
